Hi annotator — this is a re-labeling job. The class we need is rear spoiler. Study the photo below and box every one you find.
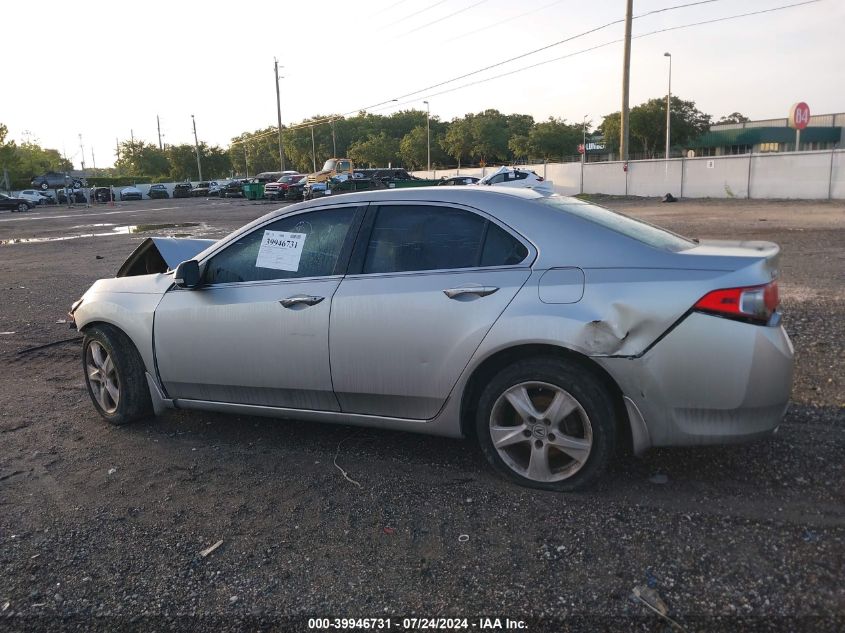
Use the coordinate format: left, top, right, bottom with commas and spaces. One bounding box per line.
116, 237, 215, 277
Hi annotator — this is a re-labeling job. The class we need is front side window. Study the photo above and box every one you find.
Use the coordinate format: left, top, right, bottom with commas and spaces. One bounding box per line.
363, 205, 528, 274
203, 207, 356, 284
487, 174, 506, 184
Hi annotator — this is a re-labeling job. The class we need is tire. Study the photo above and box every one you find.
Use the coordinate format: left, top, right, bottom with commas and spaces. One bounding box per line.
40, 182, 49, 190
17, 203, 28, 213
82, 324, 153, 425
475, 357, 617, 492
72, 180, 83, 188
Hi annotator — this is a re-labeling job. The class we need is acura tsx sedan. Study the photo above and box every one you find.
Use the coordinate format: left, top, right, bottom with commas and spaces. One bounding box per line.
70, 188, 793, 491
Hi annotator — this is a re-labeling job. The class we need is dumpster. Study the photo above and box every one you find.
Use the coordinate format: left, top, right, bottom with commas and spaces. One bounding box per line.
242, 181, 265, 200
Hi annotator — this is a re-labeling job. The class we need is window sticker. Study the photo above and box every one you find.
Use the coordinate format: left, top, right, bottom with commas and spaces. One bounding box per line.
255, 230, 307, 271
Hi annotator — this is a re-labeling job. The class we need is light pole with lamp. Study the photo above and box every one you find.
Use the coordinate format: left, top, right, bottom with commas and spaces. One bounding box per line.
664, 52, 672, 160
423, 100, 431, 172
580, 114, 588, 193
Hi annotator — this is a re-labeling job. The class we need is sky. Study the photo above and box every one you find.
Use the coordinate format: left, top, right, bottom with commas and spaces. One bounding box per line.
3, 0, 842, 169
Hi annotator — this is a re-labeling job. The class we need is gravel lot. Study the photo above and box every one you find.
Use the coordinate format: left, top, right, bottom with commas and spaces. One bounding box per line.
1, 195, 843, 632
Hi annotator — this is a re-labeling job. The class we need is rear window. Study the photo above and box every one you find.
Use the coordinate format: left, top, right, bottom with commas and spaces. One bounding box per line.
538, 197, 694, 252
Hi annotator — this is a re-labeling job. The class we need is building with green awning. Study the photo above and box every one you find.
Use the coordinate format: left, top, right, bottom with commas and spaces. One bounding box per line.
688, 112, 843, 156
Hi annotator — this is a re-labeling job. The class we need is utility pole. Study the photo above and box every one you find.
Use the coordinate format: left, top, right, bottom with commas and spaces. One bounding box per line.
664, 52, 672, 159
191, 115, 203, 181
274, 58, 285, 171
115, 138, 120, 161
424, 100, 431, 171
331, 119, 337, 157
130, 129, 135, 144
310, 126, 316, 173
157, 115, 163, 150
620, 0, 633, 163
244, 145, 249, 178
91, 148, 96, 170
78, 134, 85, 171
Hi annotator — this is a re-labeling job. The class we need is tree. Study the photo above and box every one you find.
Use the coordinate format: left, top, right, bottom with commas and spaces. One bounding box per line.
441, 117, 473, 168
717, 112, 750, 124
347, 132, 400, 168
527, 117, 582, 160
399, 122, 449, 170
115, 140, 169, 177
600, 96, 711, 158
469, 109, 509, 163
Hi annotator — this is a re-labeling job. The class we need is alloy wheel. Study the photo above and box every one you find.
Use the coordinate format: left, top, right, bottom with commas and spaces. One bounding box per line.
489, 381, 593, 483
86, 341, 120, 414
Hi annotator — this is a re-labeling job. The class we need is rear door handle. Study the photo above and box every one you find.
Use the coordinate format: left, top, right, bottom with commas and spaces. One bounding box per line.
443, 286, 500, 299
280, 295, 325, 308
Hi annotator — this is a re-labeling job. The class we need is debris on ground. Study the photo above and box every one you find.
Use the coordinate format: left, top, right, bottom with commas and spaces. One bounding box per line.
632, 585, 686, 632
199, 539, 224, 558
383, 527, 395, 535
333, 434, 363, 489
107, 468, 117, 476
458, 534, 470, 543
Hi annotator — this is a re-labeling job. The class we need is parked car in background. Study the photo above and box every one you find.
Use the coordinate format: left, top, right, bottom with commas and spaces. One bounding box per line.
70, 187, 793, 492
120, 186, 143, 201
92, 187, 114, 203
478, 166, 551, 191
264, 173, 305, 200
16, 189, 49, 205
254, 170, 298, 184
438, 176, 480, 186
38, 191, 57, 205
208, 181, 230, 197
172, 183, 192, 198
191, 182, 210, 197
31, 172, 85, 190
148, 184, 170, 199
0, 192, 34, 212
57, 188, 87, 204
284, 176, 307, 201
221, 180, 247, 198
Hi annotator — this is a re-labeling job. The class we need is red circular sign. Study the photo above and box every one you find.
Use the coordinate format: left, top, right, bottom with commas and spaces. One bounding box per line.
789, 102, 810, 130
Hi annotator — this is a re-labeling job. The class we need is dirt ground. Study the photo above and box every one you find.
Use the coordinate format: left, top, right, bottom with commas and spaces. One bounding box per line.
0, 195, 843, 632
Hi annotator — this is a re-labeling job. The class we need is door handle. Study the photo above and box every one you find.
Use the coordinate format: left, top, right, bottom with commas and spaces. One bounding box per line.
280, 295, 325, 308
443, 286, 500, 299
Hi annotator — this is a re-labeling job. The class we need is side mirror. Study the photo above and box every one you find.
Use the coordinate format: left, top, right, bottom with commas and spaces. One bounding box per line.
173, 260, 200, 289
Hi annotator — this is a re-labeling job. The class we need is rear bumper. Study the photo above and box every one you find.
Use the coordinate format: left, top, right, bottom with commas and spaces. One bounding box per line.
598, 312, 794, 450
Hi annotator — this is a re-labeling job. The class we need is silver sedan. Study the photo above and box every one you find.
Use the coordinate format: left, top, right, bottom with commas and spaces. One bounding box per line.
71, 188, 793, 491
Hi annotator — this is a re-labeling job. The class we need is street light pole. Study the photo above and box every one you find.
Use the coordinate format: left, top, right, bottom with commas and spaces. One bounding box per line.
423, 100, 431, 172
274, 58, 286, 171
664, 52, 672, 159
581, 115, 587, 194
310, 126, 316, 173
191, 114, 203, 181
620, 0, 633, 162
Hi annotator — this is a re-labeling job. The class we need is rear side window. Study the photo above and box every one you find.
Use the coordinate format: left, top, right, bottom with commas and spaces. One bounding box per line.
538, 196, 694, 251
363, 205, 528, 274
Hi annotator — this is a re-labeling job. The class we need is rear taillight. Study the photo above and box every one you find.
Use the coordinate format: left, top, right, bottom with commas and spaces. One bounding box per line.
694, 281, 779, 324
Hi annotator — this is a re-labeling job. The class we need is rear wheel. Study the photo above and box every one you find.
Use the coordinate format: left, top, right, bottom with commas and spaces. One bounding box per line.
17, 203, 28, 213
476, 358, 617, 492
40, 182, 49, 190
82, 324, 152, 425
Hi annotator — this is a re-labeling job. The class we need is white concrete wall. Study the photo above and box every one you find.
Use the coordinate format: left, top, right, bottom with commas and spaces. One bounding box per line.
681, 155, 751, 199
628, 159, 683, 197
583, 161, 627, 196
749, 151, 834, 199
416, 149, 845, 200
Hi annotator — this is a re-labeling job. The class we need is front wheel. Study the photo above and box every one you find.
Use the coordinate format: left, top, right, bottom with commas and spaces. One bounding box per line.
476, 358, 617, 492
82, 324, 153, 425
40, 182, 49, 190
17, 203, 29, 212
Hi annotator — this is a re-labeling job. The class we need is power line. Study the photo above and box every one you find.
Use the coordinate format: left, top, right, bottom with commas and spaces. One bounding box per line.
447, 0, 566, 42
228, 0, 814, 147
375, 0, 823, 112
383, 0, 411, 10
399, 0, 489, 37
385, 0, 449, 28
391, 0, 725, 103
